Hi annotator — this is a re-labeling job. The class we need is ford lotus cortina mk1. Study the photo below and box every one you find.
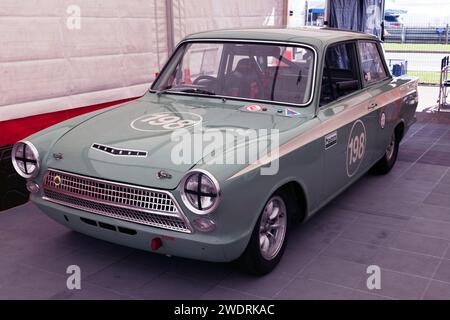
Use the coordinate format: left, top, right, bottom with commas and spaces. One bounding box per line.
12, 28, 418, 274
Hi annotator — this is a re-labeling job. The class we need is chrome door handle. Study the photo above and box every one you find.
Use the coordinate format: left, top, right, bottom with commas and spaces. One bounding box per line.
368, 103, 378, 110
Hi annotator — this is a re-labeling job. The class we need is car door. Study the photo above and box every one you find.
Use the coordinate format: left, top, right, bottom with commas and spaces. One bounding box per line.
317, 41, 381, 201
357, 40, 398, 162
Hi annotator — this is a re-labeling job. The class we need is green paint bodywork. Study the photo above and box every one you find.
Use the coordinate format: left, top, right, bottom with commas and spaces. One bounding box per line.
26, 28, 418, 262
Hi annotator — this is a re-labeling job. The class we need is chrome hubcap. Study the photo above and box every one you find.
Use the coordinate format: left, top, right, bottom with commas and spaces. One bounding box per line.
259, 196, 287, 260
386, 132, 396, 161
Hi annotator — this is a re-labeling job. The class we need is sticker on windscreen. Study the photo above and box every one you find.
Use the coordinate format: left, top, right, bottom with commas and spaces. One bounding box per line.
285, 108, 301, 117
131, 112, 203, 132
246, 104, 263, 112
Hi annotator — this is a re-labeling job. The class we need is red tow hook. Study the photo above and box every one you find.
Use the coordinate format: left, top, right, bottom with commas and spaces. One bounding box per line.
151, 237, 163, 251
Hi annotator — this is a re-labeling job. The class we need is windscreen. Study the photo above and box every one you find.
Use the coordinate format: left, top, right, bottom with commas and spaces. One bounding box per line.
152, 42, 316, 105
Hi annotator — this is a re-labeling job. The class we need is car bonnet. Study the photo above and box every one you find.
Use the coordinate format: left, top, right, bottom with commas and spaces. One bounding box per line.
45, 94, 313, 189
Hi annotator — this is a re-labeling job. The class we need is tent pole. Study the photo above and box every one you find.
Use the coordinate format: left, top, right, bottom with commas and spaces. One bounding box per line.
282, 0, 289, 26
324, 0, 330, 26
165, 0, 175, 54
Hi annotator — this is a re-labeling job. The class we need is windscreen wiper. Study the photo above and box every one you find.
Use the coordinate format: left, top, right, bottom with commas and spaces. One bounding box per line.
155, 86, 173, 97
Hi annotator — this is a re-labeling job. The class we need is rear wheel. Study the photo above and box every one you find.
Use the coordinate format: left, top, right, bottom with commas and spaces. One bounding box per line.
240, 192, 289, 275
371, 130, 399, 175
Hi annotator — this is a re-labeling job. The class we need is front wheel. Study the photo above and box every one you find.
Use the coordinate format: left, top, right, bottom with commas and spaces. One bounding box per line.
240, 193, 289, 275
371, 130, 399, 175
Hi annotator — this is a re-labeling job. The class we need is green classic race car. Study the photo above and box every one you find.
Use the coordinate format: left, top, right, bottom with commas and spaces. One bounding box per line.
12, 28, 418, 274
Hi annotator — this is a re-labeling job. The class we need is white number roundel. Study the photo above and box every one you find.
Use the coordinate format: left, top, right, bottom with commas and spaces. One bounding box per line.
347, 120, 367, 177
131, 112, 202, 132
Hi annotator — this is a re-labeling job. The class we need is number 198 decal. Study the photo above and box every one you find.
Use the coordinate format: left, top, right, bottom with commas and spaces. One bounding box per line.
347, 120, 367, 177
131, 112, 203, 132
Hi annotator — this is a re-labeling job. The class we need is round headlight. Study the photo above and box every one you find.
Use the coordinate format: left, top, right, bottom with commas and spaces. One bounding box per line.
180, 170, 220, 215
12, 141, 40, 179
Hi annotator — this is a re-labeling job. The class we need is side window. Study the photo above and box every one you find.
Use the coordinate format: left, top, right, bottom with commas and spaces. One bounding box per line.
176, 43, 222, 85
320, 42, 361, 106
231, 55, 251, 71
358, 42, 388, 85
200, 48, 221, 76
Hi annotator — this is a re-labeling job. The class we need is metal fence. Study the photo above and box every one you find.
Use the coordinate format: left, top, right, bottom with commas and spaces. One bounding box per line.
385, 26, 450, 44
384, 25, 450, 85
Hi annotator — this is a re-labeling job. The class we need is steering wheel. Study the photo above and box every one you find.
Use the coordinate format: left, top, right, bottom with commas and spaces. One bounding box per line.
193, 75, 217, 85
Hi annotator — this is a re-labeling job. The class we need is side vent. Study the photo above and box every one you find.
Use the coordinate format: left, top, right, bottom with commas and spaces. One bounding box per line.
79, 217, 137, 236
118, 227, 137, 235
98, 222, 116, 231
80, 217, 97, 226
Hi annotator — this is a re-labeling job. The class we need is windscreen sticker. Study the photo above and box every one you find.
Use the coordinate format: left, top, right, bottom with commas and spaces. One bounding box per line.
285, 108, 301, 117
347, 120, 367, 178
245, 104, 263, 112
131, 112, 203, 132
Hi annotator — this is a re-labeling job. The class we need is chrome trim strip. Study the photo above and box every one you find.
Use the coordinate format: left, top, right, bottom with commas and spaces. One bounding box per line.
42, 169, 193, 233
91, 143, 148, 157
227, 81, 413, 180
150, 38, 318, 107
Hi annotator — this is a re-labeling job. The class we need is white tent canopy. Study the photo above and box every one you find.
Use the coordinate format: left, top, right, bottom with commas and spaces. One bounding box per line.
0, 0, 286, 121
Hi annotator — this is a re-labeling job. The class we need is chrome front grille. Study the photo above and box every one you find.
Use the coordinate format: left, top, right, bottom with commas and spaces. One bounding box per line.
42, 169, 191, 233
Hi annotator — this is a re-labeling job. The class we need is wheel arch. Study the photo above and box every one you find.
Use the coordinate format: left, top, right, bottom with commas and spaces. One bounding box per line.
395, 119, 406, 142
272, 179, 308, 224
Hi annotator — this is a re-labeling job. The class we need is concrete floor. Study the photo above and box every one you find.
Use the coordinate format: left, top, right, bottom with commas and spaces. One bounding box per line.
1, 113, 450, 300
417, 85, 440, 112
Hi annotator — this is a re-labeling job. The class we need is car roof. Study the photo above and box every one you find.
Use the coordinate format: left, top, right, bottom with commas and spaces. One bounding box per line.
184, 27, 379, 50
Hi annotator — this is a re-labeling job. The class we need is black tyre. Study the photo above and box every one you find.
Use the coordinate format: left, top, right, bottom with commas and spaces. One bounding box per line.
240, 192, 289, 275
371, 129, 399, 175
0, 145, 29, 211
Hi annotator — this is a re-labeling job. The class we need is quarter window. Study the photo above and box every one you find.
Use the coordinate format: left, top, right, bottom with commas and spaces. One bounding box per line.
358, 42, 388, 85
320, 42, 361, 106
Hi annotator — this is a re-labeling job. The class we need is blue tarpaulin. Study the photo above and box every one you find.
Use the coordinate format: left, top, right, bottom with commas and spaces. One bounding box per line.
328, 0, 384, 38
308, 8, 325, 14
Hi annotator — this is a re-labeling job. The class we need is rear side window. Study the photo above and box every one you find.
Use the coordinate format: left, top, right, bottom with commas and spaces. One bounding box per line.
358, 42, 388, 85
320, 42, 361, 106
